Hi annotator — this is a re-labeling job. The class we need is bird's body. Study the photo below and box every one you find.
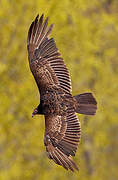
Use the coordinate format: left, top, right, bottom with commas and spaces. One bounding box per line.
39, 90, 73, 115
27, 14, 97, 171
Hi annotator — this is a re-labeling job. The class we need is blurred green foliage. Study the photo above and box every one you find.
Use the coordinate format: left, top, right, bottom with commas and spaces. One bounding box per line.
0, 0, 118, 179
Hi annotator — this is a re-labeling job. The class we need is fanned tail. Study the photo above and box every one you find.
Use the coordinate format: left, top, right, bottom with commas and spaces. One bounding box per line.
74, 93, 97, 115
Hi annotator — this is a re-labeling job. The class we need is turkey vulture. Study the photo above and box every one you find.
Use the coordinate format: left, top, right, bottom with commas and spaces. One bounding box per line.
27, 14, 97, 171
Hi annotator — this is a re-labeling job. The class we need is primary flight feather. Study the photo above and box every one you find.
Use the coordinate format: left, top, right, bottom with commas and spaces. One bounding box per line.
27, 14, 97, 172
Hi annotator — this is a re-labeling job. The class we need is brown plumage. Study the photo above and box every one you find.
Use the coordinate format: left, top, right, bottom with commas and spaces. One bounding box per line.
27, 14, 97, 172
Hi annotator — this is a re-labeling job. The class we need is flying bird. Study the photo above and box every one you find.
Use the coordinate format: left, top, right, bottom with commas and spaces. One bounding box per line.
27, 14, 97, 172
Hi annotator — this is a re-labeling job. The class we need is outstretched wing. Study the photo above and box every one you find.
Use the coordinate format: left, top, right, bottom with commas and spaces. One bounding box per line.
27, 14, 72, 94
44, 107, 81, 171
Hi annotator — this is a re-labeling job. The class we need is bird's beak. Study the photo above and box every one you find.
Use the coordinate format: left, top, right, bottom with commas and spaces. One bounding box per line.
32, 108, 38, 117
32, 113, 34, 117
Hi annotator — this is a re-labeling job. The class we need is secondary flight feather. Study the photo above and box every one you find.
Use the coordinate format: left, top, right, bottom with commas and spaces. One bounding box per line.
27, 14, 97, 172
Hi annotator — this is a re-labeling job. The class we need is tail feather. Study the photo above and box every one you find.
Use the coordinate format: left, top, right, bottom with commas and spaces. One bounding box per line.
74, 93, 97, 115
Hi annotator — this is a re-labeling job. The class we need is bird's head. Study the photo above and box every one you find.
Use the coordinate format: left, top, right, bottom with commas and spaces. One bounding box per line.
32, 107, 38, 117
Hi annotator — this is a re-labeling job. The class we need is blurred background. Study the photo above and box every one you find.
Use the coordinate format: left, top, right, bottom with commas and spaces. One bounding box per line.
0, 0, 118, 179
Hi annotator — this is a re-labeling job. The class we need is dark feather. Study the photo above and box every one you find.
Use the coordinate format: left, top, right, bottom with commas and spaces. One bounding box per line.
27, 14, 97, 172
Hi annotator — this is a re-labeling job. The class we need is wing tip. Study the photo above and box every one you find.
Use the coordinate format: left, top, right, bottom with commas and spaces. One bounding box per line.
68, 155, 79, 171
46, 142, 79, 172
35, 14, 39, 21
27, 13, 53, 52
